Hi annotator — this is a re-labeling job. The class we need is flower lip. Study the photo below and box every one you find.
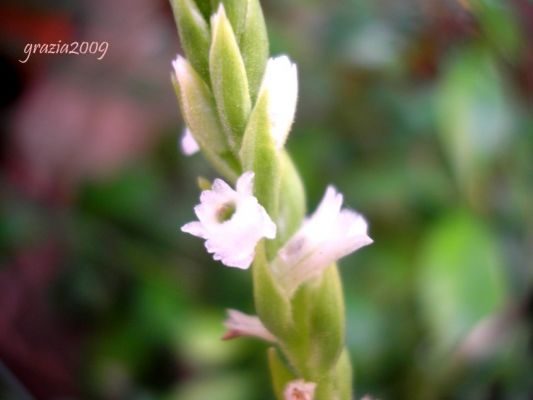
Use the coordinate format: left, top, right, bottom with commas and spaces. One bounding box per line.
181, 171, 276, 269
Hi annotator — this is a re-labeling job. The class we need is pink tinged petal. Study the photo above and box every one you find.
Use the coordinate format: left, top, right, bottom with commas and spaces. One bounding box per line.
181, 172, 277, 269
180, 127, 200, 156
222, 309, 277, 342
273, 186, 372, 296
284, 380, 316, 400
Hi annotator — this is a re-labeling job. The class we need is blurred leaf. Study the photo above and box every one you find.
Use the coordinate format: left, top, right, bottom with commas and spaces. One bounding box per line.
178, 310, 247, 367
472, 0, 522, 61
436, 47, 515, 195
418, 212, 507, 354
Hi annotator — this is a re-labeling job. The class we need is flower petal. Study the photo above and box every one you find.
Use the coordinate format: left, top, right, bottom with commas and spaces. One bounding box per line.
222, 309, 277, 342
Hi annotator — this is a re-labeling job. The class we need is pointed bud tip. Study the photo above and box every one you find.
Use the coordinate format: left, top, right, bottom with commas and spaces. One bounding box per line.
211, 3, 227, 26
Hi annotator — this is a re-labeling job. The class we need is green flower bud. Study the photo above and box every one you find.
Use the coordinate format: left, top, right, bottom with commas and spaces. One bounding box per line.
239, 0, 269, 101
277, 151, 306, 246
210, 4, 252, 149
170, 0, 211, 82
307, 265, 346, 373
253, 243, 293, 339
219, 0, 247, 37
172, 56, 240, 180
333, 349, 353, 400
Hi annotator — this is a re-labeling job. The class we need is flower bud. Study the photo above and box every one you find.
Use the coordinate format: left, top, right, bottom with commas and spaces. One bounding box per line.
170, 0, 210, 82
239, 91, 281, 222
240, 0, 269, 101
172, 55, 240, 180
258, 56, 298, 150
210, 4, 251, 148
222, 309, 277, 342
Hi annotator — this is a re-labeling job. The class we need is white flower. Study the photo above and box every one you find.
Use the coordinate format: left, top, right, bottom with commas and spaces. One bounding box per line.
284, 380, 316, 400
181, 171, 276, 269
259, 55, 298, 149
180, 127, 199, 156
273, 186, 372, 296
222, 309, 277, 342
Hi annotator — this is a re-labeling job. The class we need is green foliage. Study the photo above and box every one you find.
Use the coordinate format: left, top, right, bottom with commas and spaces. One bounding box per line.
418, 212, 507, 354
436, 46, 515, 198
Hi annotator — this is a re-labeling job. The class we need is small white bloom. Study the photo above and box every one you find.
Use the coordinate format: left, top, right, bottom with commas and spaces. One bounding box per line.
181, 171, 276, 269
259, 55, 298, 149
222, 309, 277, 342
180, 127, 200, 156
284, 379, 316, 400
273, 186, 373, 296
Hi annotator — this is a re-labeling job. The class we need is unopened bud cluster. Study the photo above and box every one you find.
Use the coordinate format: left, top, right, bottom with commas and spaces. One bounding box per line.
170, 1, 372, 399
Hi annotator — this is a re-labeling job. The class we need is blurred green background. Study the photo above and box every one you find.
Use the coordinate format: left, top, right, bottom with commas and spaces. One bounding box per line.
0, 0, 532, 399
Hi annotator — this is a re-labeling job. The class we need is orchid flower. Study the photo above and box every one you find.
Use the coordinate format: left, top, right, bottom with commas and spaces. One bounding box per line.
273, 186, 373, 296
181, 171, 276, 269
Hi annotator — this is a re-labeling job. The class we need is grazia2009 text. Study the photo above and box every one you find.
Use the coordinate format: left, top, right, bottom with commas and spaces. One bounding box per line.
19, 41, 109, 63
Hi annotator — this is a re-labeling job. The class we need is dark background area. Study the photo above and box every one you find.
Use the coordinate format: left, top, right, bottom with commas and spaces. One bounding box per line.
0, 0, 532, 399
